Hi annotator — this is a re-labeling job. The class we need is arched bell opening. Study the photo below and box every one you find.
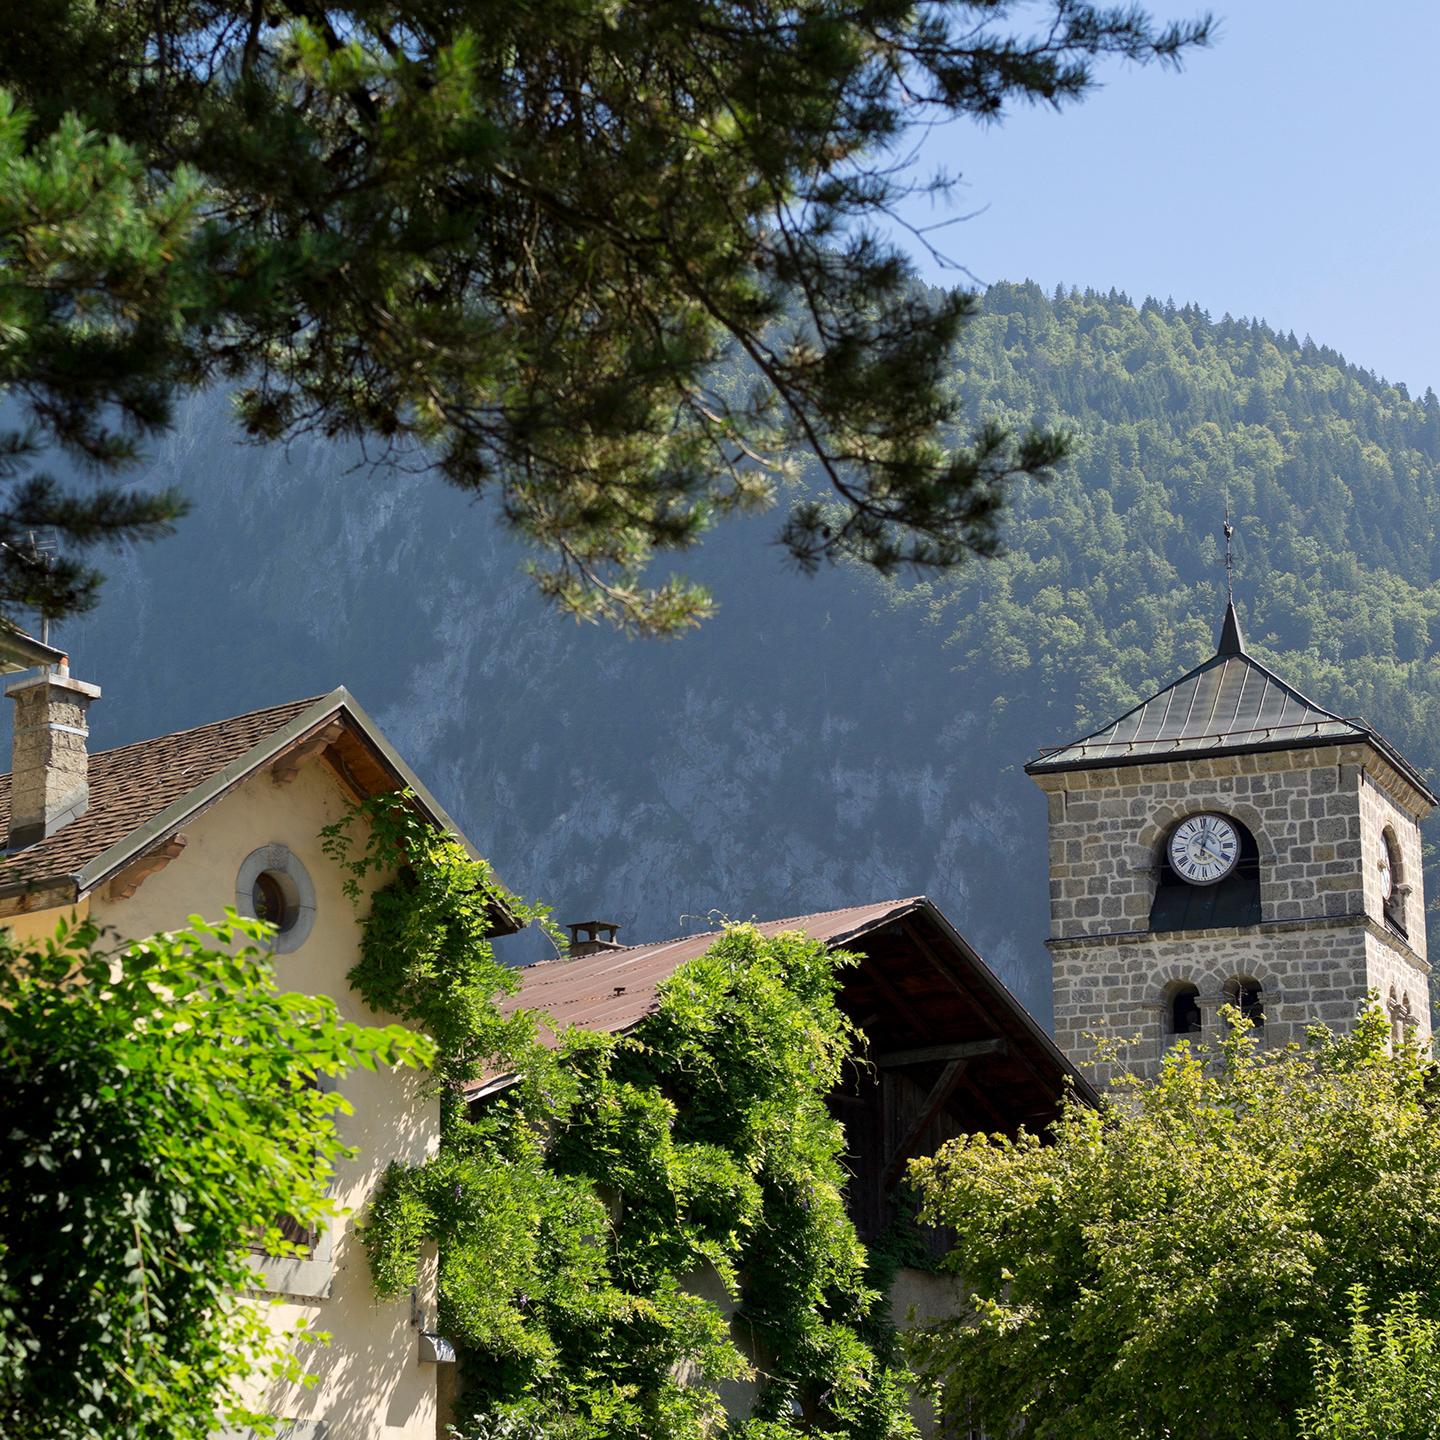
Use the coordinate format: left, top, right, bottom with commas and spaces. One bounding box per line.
1163, 980, 1203, 1040
1222, 975, 1265, 1031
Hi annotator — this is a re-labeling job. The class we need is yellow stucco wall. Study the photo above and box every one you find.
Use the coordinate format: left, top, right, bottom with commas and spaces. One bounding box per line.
14, 759, 442, 1440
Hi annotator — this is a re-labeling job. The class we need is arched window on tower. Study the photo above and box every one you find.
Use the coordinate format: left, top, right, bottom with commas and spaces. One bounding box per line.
1223, 976, 1265, 1032
1166, 981, 1203, 1040
1150, 814, 1262, 933
1381, 827, 1407, 938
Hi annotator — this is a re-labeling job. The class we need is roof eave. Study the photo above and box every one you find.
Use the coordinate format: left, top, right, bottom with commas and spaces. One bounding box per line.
62, 688, 523, 932
468, 895, 1099, 1112
911, 897, 1100, 1108
1026, 729, 1364, 779
0, 629, 69, 675
1025, 728, 1435, 808
74, 690, 356, 895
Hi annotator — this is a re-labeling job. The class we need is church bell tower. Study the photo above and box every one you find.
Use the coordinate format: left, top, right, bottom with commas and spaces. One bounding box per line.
1027, 600, 1434, 1082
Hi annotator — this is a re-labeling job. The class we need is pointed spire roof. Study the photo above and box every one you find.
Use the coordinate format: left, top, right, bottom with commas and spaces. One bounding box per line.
1026, 603, 1434, 803
1217, 600, 1244, 656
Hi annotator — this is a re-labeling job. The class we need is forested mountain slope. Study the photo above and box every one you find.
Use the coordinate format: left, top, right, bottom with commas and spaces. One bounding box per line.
41, 283, 1440, 1023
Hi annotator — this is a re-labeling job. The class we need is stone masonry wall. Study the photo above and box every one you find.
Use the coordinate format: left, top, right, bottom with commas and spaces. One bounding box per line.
1359, 768, 1428, 964
7, 677, 96, 839
1051, 919, 1373, 1085
1033, 741, 1432, 1084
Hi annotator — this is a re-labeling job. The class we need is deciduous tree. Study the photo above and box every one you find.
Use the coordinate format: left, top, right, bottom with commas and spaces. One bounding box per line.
0, 913, 430, 1440
908, 1013, 1440, 1439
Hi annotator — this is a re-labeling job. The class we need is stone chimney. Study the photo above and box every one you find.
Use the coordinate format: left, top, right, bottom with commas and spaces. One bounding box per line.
567, 920, 622, 957
6, 663, 101, 849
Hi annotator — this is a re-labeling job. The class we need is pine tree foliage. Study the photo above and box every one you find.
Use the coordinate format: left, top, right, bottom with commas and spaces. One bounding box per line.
0, 94, 196, 624
0, 3, 1209, 632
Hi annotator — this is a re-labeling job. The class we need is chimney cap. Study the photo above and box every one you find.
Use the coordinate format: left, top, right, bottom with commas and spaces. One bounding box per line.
5, 669, 101, 700
567, 920, 623, 956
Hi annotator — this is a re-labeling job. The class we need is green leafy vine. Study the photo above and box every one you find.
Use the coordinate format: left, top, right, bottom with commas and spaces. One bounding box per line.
324, 793, 918, 1439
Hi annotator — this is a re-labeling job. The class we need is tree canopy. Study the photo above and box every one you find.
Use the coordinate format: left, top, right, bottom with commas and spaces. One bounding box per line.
908, 1013, 1440, 1440
0, 913, 429, 1440
1, 2, 1208, 632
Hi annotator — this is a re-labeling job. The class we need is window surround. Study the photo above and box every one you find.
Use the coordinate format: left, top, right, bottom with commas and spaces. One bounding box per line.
236, 843, 317, 954
248, 1223, 334, 1301
246, 1067, 337, 1301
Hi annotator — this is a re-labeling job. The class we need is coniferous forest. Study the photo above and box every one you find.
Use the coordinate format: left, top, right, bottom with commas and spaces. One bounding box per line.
44, 281, 1440, 1023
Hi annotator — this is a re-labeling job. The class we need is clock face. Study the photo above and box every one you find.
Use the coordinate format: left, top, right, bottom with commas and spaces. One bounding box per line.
1168, 813, 1240, 886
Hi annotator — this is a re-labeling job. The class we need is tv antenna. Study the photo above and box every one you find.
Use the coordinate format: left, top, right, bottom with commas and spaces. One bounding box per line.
23, 530, 57, 648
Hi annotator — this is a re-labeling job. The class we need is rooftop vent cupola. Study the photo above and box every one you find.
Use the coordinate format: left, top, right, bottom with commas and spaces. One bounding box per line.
568, 920, 622, 957
5, 657, 100, 849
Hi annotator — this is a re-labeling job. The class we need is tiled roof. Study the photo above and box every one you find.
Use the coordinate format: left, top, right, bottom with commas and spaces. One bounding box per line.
1026, 603, 1434, 801
0, 696, 322, 892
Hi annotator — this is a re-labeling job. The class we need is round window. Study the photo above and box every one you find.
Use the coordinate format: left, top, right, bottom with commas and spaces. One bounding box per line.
236, 844, 317, 954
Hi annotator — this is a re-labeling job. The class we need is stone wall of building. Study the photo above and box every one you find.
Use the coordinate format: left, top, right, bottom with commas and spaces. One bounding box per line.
1050, 918, 1376, 1084
1359, 766, 1428, 964
1034, 740, 1432, 1083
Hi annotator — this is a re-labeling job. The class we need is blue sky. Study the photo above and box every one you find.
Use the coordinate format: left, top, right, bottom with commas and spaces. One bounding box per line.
889, 1, 1440, 396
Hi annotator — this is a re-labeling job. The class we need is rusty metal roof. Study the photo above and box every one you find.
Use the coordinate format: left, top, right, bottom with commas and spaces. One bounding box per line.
472, 896, 1096, 1107
1026, 603, 1434, 802
499, 898, 927, 1041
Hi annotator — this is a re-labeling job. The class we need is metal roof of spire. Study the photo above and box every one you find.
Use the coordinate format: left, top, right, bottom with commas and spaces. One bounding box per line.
1217, 599, 1245, 655
1026, 601, 1435, 803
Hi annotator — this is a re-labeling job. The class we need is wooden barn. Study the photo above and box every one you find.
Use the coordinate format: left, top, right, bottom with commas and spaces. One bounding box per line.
468, 896, 1093, 1248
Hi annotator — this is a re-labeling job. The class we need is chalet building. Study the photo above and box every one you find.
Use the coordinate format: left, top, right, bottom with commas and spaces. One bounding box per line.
466, 899, 1093, 1425
473, 898, 1090, 1245
0, 633, 500, 1440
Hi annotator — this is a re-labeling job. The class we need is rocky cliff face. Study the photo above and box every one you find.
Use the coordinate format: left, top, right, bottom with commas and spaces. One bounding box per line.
33, 283, 1440, 1030
42, 387, 1056, 1019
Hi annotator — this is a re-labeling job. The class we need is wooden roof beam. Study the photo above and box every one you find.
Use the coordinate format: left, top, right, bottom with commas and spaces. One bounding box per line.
108, 834, 187, 901
875, 1038, 1006, 1068
270, 719, 346, 785
900, 917, 1058, 1096
856, 938, 933, 1037
883, 1058, 971, 1190
956, 1067, 1013, 1133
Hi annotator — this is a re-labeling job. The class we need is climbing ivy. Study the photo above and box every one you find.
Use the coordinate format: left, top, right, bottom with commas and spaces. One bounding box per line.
325, 793, 918, 1439
320, 794, 560, 1108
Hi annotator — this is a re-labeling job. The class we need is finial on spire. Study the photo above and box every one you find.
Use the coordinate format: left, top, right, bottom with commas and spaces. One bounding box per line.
1223, 498, 1235, 606
1217, 500, 1245, 654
